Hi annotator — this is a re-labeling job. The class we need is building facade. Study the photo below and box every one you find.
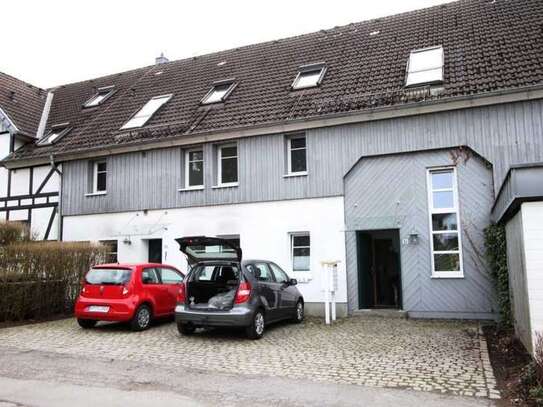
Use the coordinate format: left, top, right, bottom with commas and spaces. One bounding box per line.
2, 0, 543, 319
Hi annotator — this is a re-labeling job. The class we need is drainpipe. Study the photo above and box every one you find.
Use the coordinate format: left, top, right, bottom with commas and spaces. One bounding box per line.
49, 154, 63, 241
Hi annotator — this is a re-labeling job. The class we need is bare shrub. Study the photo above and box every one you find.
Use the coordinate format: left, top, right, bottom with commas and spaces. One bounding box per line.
0, 241, 106, 322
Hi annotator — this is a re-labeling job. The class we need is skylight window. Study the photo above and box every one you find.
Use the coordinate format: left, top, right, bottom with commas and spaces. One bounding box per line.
291, 64, 327, 90
405, 46, 444, 87
84, 86, 115, 108
38, 124, 70, 146
201, 81, 236, 105
121, 94, 172, 129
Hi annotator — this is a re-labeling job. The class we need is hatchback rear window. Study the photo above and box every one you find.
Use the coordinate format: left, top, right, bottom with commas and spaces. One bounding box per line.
191, 265, 239, 283
85, 268, 133, 285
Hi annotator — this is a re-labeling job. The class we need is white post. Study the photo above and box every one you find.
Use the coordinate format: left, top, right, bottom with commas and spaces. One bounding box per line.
321, 261, 341, 325
331, 264, 337, 321
324, 263, 330, 325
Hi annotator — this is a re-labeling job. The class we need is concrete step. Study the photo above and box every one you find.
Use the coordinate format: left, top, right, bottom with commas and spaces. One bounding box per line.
352, 309, 408, 319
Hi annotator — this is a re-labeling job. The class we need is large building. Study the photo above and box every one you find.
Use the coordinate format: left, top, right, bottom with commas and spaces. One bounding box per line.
1, 0, 543, 325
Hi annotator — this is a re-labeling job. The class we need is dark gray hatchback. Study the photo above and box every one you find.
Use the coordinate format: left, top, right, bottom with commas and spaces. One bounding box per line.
174, 236, 304, 339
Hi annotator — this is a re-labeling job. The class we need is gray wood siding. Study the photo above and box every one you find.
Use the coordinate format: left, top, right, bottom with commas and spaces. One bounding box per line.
62, 99, 543, 216
344, 148, 496, 315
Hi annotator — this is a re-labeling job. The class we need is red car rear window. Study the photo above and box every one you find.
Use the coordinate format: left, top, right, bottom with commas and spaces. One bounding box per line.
85, 268, 133, 285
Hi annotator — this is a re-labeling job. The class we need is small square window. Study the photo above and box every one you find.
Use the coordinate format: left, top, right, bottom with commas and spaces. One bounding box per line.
405, 46, 444, 87
201, 81, 236, 105
84, 86, 115, 108
99, 240, 118, 263
292, 64, 326, 90
93, 160, 107, 193
291, 233, 310, 272
217, 144, 238, 186
287, 135, 307, 174
121, 94, 172, 129
185, 148, 204, 188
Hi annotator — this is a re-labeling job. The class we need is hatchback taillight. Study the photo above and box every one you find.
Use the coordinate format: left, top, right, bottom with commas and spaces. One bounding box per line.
122, 286, 129, 296
235, 281, 251, 304
177, 282, 186, 303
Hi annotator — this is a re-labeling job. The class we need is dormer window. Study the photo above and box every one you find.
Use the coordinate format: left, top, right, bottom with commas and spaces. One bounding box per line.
84, 86, 115, 108
291, 63, 326, 90
38, 123, 70, 146
121, 94, 172, 129
405, 46, 444, 87
201, 80, 236, 105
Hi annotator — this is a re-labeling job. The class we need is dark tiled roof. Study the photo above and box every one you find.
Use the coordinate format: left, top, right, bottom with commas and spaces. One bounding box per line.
7, 0, 543, 162
0, 71, 46, 136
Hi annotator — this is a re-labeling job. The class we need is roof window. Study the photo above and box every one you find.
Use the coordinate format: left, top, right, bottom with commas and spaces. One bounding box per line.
38, 123, 70, 146
405, 46, 444, 87
83, 86, 116, 108
291, 64, 327, 90
121, 94, 172, 129
201, 81, 236, 105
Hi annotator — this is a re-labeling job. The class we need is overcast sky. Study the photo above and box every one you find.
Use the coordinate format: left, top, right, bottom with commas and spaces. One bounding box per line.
3, 0, 451, 88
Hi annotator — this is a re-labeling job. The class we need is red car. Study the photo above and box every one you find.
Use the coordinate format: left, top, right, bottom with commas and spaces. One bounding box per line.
75, 263, 184, 331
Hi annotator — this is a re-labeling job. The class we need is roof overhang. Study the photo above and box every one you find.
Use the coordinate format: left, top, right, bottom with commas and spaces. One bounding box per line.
491, 163, 543, 224
4, 84, 543, 169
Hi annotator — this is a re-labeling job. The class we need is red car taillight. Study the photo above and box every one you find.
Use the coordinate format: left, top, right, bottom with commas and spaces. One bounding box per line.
177, 282, 186, 303
122, 286, 129, 296
235, 281, 251, 304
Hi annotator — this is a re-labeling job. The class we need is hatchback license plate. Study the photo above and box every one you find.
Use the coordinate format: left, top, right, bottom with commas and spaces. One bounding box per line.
87, 306, 109, 313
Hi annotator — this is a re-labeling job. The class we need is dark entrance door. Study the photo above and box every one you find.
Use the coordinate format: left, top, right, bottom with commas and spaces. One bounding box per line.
148, 239, 162, 263
356, 229, 402, 309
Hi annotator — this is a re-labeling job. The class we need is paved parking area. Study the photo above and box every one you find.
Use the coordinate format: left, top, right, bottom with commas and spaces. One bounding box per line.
0, 317, 499, 400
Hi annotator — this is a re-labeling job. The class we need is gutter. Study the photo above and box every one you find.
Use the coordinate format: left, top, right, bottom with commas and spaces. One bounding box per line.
4, 83, 543, 169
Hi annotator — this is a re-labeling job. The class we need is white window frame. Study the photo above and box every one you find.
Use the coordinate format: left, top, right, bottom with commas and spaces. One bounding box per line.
290, 232, 311, 273
184, 148, 204, 189
121, 94, 172, 130
201, 81, 236, 105
291, 64, 327, 90
426, 166, 464, 278
405, 45, 444, 87
217, 143, 239, 187
93, 160, 107, 194
287, 135, 308, 175
83, 86, 115, 108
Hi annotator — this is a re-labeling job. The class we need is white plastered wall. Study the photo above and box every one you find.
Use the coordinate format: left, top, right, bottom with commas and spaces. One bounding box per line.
63, 196, 347, 304
521, 202, 543, 353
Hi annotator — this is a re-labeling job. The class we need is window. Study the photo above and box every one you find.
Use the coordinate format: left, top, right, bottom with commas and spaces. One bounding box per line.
141, 268, 160, 284
93, 160, 107, 193
269, 262, 289, 284
158, 268, 184, 285
99, 240, 118, 263
217, 144, 238, 186
38, 124, 70, 146
247, 263, 275, 283
121, 94, 172, 129
85, 268, 132, 285
287, 135, 307, 174
291, 64, 326, 90
201, 81, 236, 105
291, 233, 310, 271
185, 148, 204, 188
405, 46, 444, 87
83, 86, 115, 108
427, 167, 463, 278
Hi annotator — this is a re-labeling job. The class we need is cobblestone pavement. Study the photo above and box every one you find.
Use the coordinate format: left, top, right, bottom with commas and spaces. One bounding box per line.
0, 317, 500, 400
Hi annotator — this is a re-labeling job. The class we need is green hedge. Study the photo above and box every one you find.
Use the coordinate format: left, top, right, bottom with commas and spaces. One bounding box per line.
484, 224, 512, 328
0, 241, 106, 322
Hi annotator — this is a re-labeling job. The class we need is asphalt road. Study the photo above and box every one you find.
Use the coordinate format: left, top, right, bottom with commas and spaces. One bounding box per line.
0, 346, 495, 407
